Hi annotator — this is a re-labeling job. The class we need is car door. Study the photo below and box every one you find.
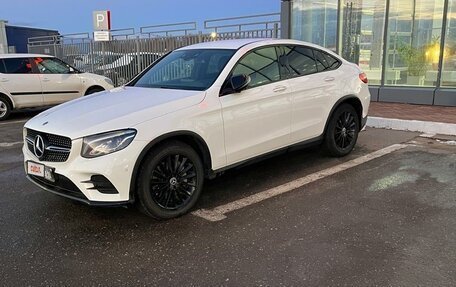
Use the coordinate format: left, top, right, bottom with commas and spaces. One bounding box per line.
34, 57, 83, 105
0, 57, 43, 108
282, 46, 339, 143
219, 46, 293, 165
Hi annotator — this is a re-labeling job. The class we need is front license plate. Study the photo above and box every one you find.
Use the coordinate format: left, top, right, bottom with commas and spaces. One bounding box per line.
27, 161, 44, 177
27, 162, 55, 182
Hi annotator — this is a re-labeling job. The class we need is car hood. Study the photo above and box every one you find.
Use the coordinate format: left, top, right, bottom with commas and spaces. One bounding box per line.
24, 86, 205, 139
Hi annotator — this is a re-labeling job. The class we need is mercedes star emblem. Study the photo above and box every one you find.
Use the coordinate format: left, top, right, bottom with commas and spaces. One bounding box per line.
34, 135, 45, 159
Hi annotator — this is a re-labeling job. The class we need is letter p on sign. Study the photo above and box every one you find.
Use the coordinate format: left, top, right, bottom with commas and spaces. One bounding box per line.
92, 11, 111, 31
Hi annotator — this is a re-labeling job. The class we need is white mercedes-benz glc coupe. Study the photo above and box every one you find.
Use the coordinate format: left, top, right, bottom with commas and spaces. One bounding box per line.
23, 39, 370, 219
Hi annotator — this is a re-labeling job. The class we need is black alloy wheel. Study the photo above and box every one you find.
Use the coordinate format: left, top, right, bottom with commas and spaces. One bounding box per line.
324, 103, 360, 157
150, 154, 197, 210
136, 141, 204, 219
334, 111, 357, 149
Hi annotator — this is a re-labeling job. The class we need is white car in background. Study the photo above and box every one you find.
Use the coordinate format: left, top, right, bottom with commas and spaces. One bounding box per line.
23, 39, 370, 219
0, 54, 114, 120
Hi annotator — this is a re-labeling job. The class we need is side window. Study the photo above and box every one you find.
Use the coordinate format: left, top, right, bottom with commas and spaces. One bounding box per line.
313, 50, 340, 72
0, 60, 6, 73
2, 58, 33, 74
232, 47, 280, 88
34, 57, 70, 74
284, 46, 318, 77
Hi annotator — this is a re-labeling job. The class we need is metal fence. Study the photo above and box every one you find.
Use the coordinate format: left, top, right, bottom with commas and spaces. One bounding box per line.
28, 13, 280, 86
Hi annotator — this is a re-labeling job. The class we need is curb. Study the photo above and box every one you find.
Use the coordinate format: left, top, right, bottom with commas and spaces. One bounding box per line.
367, 116, 456, 136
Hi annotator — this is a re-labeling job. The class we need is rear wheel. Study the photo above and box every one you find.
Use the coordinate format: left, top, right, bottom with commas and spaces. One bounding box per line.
136, 141, 204, 219
0, 96, 12, 121
324, 104, 360, 157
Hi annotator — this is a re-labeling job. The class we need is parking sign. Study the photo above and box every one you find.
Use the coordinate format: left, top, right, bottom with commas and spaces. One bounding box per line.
93, 11, 111, 31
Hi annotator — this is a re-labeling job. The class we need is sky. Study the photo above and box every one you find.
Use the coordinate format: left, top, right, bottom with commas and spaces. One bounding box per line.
0, 0, 280, 34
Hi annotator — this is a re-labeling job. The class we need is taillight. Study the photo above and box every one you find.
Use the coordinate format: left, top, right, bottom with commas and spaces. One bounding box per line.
359, 72, 368, 84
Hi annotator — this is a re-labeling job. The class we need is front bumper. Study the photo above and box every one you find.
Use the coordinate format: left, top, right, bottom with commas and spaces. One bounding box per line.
26, 174, 132, 206
23, 138, 146, 204
361, 115, 368, 129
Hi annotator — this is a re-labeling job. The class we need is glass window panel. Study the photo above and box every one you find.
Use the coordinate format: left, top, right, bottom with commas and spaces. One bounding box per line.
340, 0, 387, 85
0, 60, 6, 73
232, 47, 280, 88
285, 46, 318, 76
3, 58, 32, 74
385, 0, 444, 87
35, 57, 70, 74
441, 0, 456, 87
313, 50, 340, 72
291, 0, 338, 51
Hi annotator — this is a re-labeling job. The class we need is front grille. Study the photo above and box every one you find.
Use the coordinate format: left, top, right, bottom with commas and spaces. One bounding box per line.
26, 129, 72, 162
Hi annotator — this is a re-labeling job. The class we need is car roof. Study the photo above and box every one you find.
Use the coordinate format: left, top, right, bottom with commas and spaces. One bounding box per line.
177, 38, 338, 54
0, 53, 54, 59
178, 38, 268, 50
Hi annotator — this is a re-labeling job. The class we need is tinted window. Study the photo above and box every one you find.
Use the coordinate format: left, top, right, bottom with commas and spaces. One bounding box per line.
284, 46, 318, 76
0, 60, 6, 73
232, 47, 280, 88
132, 49, 235, 91
313, 50, 340, 72
35, 57, 70, 74
2, 58, 32, 74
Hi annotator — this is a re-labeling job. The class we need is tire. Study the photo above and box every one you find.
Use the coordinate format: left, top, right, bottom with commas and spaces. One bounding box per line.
324, 103, 360, 157
0, 96, 12, 121
85, 87, 104, 95
136, 141, 204, 220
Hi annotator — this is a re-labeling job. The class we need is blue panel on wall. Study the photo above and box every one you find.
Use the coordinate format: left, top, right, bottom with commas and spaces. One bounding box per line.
5, 26, 59, 53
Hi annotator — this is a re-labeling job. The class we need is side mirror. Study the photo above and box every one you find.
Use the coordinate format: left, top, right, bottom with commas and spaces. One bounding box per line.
230, 74, 251, 93
69, 67, 75, 73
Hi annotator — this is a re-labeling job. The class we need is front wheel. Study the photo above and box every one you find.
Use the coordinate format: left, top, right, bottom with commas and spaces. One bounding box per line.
136, 141, 204, 219
324, 104, 360, 157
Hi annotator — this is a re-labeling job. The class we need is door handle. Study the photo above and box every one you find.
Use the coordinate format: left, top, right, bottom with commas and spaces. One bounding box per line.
0, 78, 8, 82
324, 77, 335, 82
273, 85, 287, 92
42, 78, 50, 82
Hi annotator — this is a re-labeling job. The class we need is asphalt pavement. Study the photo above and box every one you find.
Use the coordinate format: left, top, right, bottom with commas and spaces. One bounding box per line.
0, 113, 455, 286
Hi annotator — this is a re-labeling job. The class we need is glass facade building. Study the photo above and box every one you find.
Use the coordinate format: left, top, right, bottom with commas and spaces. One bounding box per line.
282, 0, 456, 106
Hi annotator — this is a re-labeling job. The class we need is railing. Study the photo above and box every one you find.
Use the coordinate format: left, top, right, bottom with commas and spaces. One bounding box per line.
204, 13, 280, 37
140, 22, 197, 37
27, 13, 281, 87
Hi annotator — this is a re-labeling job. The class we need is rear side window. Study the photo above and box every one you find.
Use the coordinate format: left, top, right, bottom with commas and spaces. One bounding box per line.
232, 47, 280, 88
313, 50, 340, 72
2, 58, 33, 74
284, 46, 318, 77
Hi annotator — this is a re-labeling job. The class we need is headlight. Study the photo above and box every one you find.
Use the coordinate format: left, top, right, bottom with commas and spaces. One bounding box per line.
81, 129, 136, 158
104, 78, 114, 86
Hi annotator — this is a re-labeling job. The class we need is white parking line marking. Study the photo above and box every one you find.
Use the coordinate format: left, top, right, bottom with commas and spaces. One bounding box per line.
192, 144, 409, 222
0, 119, 28, 126
0, 141, 23, 147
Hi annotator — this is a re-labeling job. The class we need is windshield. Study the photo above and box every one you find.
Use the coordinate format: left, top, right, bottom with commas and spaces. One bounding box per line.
130, 49, 236, 91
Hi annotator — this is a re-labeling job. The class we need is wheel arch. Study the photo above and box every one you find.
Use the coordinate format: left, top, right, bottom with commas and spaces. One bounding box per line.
84, 85, 105, 95
0, 92, 15, 109
324, 95, 363, 133
129, 130, 213, 201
